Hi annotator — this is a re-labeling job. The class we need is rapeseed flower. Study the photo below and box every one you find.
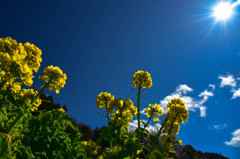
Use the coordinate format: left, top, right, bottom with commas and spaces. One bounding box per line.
144, 103, 163, 121
39, 65, 67, 94
132, 70, 152, 88
96, 92, 114, 113
58, 108, 65, 113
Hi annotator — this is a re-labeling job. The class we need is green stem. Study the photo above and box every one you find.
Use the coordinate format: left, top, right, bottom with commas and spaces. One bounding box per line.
162, 113, 179, 158
143, 116, 152, 130
105, 99, 112, 149
166, 113, 179, 137
137, 85, 141, 129
146, 117, 168, 159
133, 81, 143, 159
156, 117, 168, 139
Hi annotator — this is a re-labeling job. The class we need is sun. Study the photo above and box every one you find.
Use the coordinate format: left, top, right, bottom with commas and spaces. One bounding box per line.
213, 2, 234, 21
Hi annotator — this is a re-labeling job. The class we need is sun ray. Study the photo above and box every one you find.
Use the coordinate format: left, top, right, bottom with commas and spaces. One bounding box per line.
212, 2, 234, 21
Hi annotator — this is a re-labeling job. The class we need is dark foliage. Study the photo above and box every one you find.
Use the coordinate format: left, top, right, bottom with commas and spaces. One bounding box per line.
32, 93, 67, 116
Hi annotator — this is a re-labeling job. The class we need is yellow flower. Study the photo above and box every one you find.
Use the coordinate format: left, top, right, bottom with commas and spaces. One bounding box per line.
96, 92, 114, 113
153, 116, 159, 122
130, 105, 137, 116
11, 82, 21, 93
132, 70, 152, 88
166, 143, 173, 149
144, 103, 163, 120
137, 149, 142, 155
166, 98, 189, 123
116, 117, 123, 126
39, 65, 67, 94
24, 77, 33, 86
114, 98, 124, 109
58, 108, 65, 113
176, 140, 182, 145
82, 141, 88, 146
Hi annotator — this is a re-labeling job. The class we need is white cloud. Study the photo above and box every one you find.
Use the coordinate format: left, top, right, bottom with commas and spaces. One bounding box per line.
232, 88, 240, 99
212, 123, 228, 130
176, 84, 193, 94
218, 75, 236, 88
225, 129, 240, 147
140, 109, 145, 114
218, 74, 240, 99
128, 120, 161, 135
199, 90, 214, 98
199, 106, 207, 117
209, 84, 216, 90
198, 90, 214, 108
159, 84, 214, 117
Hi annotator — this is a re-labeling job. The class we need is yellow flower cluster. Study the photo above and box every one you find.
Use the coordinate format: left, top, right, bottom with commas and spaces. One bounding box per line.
137, 149, 142, 155
123, 98, 137, 116
114, 98, 124, 109
39, 65, 67, 94
58, 108, 65, 113
0, 37, 42, 87
132, 70, 152, 88
144, 104, 163, 122
16, 89, 42, 111
0, 71, 14, 89
111, 98, 137, 126
81, 140, 101, 155
111, 109, 133, 126
160, 134, 177, 150
159, 98, 189, 150
163, 120, 180, 135
176, 139, 182, 145
10, 82, 21, 93
96, 92, 115, 113
166, 98, 189, 124
160, 134, 182, 150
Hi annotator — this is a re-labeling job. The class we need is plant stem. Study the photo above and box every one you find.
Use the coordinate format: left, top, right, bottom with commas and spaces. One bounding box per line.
143, 116, 152, 130
105, 99, 112, 149
137, 85, 141, 129
133, 81, 143, 159
162, 113, 179, 158
145, 117, 168, 159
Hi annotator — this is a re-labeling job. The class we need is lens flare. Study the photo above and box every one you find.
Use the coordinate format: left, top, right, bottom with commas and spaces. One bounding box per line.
213, 2, 234, 21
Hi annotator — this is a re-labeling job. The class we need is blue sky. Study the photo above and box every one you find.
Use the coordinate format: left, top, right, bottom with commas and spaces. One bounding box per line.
1, 0, 240, 158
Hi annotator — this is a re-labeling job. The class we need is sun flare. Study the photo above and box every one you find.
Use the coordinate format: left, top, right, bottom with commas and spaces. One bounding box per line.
213, 2, 234, 21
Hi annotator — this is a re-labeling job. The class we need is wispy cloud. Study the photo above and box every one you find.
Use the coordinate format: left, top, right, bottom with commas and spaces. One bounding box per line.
209, 123, 228, 130
209, 84, 216, 90
214, 123, 228, 130
159, 84, 214, 117
225, 129, 240, 147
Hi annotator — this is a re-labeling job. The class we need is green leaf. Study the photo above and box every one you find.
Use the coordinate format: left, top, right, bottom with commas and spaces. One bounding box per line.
169, 149, 176, 153
0, 135, 10, 159
150, 135, 159, 145
96, 136, 104, 145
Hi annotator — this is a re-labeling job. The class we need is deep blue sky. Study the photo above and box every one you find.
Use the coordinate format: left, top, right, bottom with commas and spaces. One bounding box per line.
1, 0, 240, 158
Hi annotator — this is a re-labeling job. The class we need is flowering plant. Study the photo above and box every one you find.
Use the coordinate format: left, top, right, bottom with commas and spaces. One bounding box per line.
96, 70, 189, 159
0, 37, 83, 159
0, 37, 189, 159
